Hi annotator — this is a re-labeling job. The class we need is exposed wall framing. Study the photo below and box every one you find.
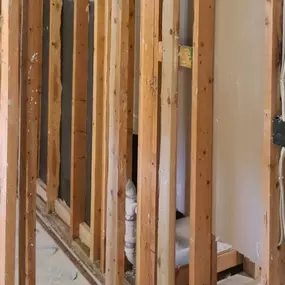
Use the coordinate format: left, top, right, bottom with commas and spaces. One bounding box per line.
2, 0, 284, 284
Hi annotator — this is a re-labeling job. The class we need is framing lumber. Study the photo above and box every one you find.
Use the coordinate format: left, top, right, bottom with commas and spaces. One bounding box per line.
262, 0, 285, 284
70, 0, 89, 238
90, 0, 106, 263
136, 0, 160, 284
38, 180, 243, 280
157, 0, 179, 283
243, 258, 261, 280
19, 0, 28, 283
18, 0, 43, 283
105, 0, 134, 283
0, 0, 20, 284
47, 0, 62, 213
100, 0, 111, 272
189, 0, 215, 284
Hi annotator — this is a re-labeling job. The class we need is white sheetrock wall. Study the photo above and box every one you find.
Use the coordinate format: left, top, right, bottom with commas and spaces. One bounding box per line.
133, 0, 192, 215
213, 0, 265, 264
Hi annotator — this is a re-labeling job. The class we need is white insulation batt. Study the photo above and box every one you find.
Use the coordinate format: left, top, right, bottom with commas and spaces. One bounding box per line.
213, 0, 265, 264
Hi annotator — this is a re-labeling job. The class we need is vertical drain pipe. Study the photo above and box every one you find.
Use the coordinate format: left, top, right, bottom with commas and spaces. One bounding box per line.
125, 179, 137, 266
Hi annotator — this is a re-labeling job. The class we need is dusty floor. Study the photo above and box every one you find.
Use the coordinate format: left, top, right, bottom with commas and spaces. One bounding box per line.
14, 218, 259, 285
15, 222, 89, 285
219, 274, 260, 285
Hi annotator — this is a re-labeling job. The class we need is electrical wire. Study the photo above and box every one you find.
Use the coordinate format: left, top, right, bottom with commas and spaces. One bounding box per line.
277, 0, 285, 246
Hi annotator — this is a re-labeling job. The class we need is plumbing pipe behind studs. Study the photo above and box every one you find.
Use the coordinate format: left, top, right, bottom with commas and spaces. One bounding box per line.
125, 179, 137, 266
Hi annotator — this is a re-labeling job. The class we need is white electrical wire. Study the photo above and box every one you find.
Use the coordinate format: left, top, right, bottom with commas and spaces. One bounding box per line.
277, 0, 285, 246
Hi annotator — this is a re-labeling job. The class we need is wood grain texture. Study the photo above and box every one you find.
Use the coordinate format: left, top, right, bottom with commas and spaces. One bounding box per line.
70, 0, 89, 238
136, 0, 160, 284
100, 0, 111, 272
19, 0, 43, 283
47, 0, 62, 213
189, 0, 215, 284
0, 0, 20, 284
90, 0, 106, 263
263, 0, 285, 284
105, 0, 134, 283
157, 0, 179, 283
19, 0, 28, 283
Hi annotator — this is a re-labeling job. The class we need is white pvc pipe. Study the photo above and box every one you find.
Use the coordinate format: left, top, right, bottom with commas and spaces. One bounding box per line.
125, 179, 137, 266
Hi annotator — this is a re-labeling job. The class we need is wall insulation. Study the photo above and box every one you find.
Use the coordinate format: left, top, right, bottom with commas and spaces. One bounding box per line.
213, 0, 265, 264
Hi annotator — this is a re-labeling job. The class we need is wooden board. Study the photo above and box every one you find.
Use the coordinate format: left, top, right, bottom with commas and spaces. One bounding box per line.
70, 0, 89, 237
47, 0, 63, 213
19, 0, 43, 283
189, 0, 215, 284
100, 0, 111, 272
0, 0, 20, 284
90, 0, 106, 262
157, 0, 179, 283
39, 0, 50, 184
262, 0, 285, 284
136, 0, 160, 284
85, 0, 95, 227
58, 0, 73, 207
105, 0, 135, 283
19, 1, 28, 283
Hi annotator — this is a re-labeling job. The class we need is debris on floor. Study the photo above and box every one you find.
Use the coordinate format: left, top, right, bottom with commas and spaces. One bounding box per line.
16, 222, 89, 285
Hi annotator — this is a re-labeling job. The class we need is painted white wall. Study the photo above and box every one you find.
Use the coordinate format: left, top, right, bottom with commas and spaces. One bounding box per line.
213, 0, 265, 264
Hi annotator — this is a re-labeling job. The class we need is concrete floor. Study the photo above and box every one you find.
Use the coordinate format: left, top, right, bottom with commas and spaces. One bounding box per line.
218, 274, 260, 285
16, 222, 89, 285
14, 219, 259, 285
